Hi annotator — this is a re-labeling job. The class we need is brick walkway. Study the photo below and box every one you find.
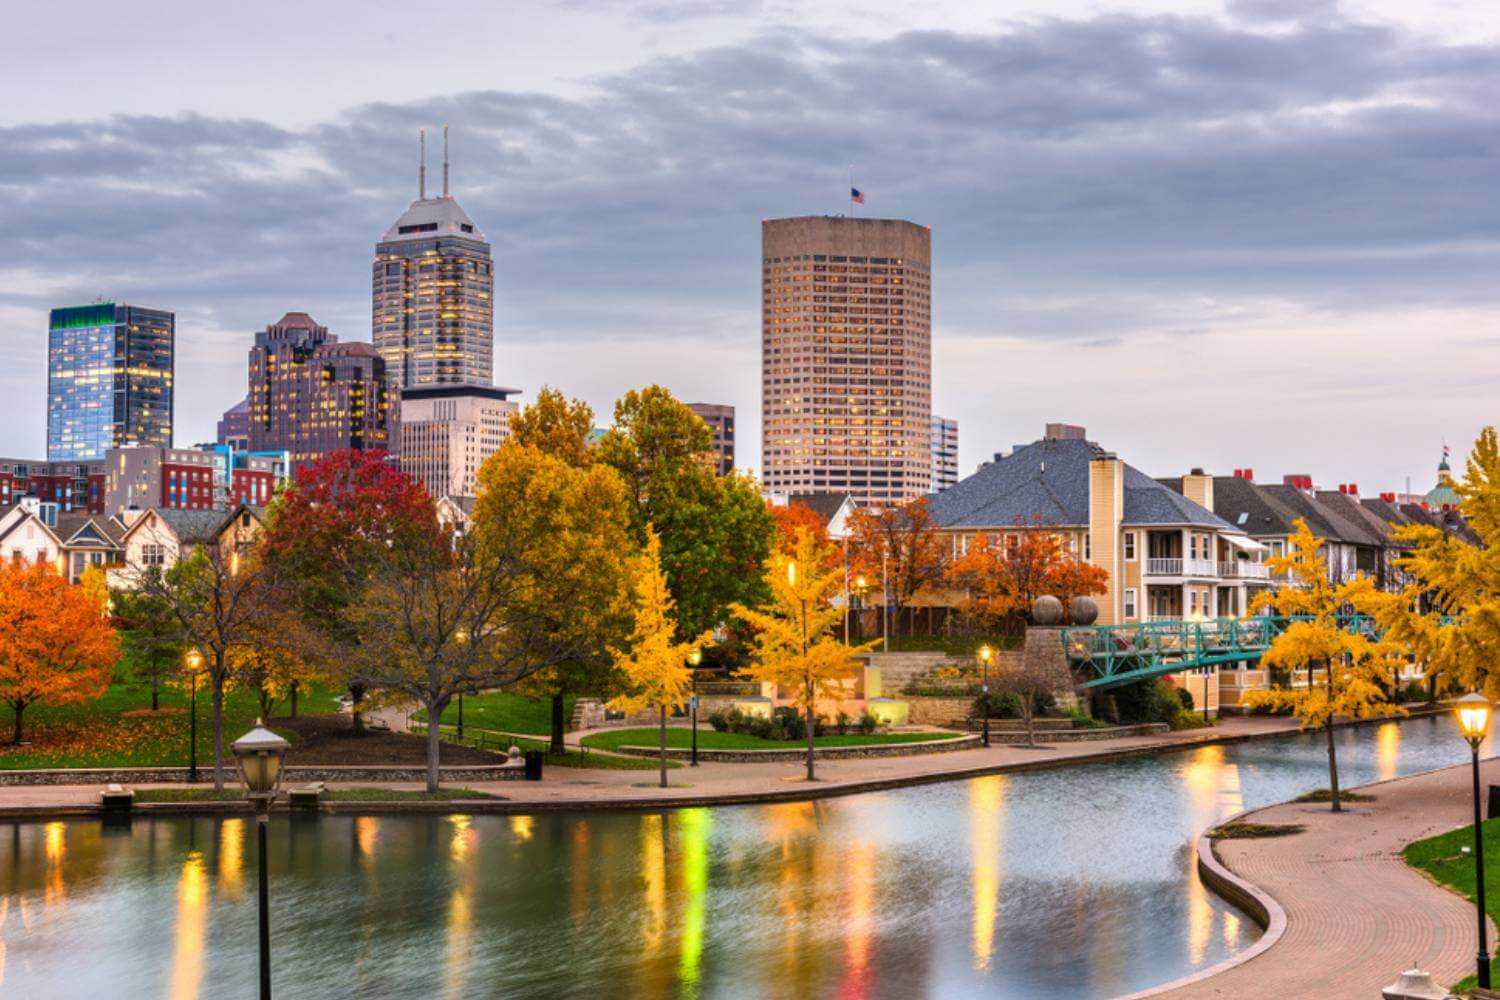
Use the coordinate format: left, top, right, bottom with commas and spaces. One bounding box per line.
1153, 758, 1500, 998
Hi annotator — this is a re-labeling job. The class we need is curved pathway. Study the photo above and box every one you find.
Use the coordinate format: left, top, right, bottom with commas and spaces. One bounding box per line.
1152, 758, 1500, 998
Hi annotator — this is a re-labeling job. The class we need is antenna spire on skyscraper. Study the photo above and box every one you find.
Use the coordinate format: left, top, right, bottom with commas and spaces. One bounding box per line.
419, 128, 427, 199
443, 124, 450, 198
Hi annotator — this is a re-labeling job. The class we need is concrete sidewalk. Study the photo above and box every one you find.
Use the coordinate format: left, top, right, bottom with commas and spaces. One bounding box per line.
1155, 758, 1499, 998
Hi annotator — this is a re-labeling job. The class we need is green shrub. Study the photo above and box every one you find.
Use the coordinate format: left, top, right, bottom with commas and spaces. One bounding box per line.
1112, 678, 1185, 726
1176, 687, 1195, 712
1398, 680, 1429, 704
857, 712, 879, 735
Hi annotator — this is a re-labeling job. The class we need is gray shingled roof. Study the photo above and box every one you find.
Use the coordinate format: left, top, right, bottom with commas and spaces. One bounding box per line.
1206, 475, 1302, 536
787, 492, 853, 524
1313, 491, 1388, 547
929, 437, 1233, 531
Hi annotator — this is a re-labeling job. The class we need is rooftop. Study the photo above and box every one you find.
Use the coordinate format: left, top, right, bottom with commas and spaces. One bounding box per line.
379, 196, 486, 244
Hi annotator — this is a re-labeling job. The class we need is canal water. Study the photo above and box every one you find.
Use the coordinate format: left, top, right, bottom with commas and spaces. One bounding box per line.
0, 716, 1486, 999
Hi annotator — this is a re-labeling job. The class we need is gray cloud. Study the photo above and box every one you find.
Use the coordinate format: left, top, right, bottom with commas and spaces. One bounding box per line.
0, 8, 1497, 462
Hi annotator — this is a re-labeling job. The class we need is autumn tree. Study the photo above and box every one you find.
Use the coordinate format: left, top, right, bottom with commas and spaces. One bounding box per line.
1353, 428, 1500, 707
230, 606, 310, 721
846, 497, 946, 634
732, 529, 877, 781
610, 531, 712, 787
130, 512, 278, 789
497, 392, 632, 751
261, 449, 440, 733
0, 562, 118, 743
508, 385, 595, 468
771, 502, 829, 556
945, 527, 1109, 632
1243, 519, 1402, 811
112, 586, 183, 711
597, 385, 774, 638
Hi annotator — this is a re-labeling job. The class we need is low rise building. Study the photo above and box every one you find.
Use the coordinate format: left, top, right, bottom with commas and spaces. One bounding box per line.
398, 384, 519, 499
931, 415, 959, 492
687, 403, 735, 476
112, 505, 264, 586
0, 457, 105, 513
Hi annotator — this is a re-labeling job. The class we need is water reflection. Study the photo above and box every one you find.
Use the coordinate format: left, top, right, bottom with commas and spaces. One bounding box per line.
0, 717, 1485, 999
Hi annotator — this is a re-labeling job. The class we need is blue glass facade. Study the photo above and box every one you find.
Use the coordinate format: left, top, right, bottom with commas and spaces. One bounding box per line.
47, 303, 174, 461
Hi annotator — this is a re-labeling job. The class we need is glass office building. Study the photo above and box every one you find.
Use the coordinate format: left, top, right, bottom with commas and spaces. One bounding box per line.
47, 303, 174, 461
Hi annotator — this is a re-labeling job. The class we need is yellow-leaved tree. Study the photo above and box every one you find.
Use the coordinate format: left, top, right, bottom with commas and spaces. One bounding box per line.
732, 528, 877, 781
1353, 428, 1500, 705
610, 530, 712, 788
1244, 518, 1403, 811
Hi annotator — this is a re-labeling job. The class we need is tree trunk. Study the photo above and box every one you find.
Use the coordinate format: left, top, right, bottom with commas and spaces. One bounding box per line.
1326, 661, 1341, 813
212, 669, 226, 792
10, 702, 24, 744
658, 706, 668, 789
289, 681, 299, 719
551, 693, 567, 755
1023, 695, 1036, 747
151, 677, 159, 712
426, 698, 443, 794
806, 682, 817, 782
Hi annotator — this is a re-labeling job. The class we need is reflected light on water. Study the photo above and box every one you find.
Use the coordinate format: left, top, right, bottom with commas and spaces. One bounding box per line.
218, 819, 244, 899
444, 816, 476, 999
842, 838, 876, 995
969, 776, 1004, 972
43, 822, 66, 908
1377, 722, 1401, 782
641, 815, 666, 956
168, 850, 207, 1000
509, 815, 534, 842
570, 821, 591, 931
355, 816, 379, 866
677, 809, 711, 997
449, 814, 474, 863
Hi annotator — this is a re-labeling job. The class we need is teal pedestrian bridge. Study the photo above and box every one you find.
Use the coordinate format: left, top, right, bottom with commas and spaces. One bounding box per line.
1059, 615, 1381, 690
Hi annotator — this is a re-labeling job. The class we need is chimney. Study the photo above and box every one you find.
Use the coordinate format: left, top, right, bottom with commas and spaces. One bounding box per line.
1283, 474, 1313, 490
1182, 469, 1214, 512
1088, 454, 1123, 625
1380, 491, 1396, 502
1044, 423, 1086, 441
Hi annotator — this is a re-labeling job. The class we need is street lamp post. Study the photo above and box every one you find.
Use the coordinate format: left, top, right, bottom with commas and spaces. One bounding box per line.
688, 648, 703, 767
457, 694, 465, 741
1458, 692, 1494, 990
185, 649, 203, 784
978, 645, 994, 748
233, 722, 290, 1000
881, 546, 890, 653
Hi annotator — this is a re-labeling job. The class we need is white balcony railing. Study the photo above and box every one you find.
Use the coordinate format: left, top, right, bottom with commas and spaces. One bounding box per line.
1219, 560, 1271, 580
1145, 558, 1219, 577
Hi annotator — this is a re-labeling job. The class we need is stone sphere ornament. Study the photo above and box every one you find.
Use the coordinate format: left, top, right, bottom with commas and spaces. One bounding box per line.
1033, 595, 1064, 626
1068, 596, 1099, 626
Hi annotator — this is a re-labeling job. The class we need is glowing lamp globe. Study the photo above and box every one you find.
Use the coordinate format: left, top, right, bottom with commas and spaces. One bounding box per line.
1456, 693, 1492, 748
232, 723, 290, 801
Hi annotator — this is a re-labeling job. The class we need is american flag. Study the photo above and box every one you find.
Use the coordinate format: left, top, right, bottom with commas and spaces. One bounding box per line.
850, 187, 865, 204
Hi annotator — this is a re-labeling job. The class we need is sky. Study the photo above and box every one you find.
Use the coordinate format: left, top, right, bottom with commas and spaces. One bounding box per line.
3, 0, 1498, 495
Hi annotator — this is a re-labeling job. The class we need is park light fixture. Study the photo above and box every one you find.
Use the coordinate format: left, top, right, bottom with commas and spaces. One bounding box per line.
687, 647, 704, 766
977, 645, 994, 748
787, 560, 798, 587
185, 649, 204, 783
1454, 692, 1493, 990
232, 722, 290, 1000
1458, 693, 1491, 748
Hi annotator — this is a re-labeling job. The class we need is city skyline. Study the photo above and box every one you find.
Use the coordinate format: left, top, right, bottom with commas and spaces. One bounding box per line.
2, 1, 1497, 494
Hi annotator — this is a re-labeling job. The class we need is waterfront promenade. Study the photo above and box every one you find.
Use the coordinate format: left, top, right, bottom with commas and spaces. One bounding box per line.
0, 715, 1302, 814
1153, 757, 1500, 998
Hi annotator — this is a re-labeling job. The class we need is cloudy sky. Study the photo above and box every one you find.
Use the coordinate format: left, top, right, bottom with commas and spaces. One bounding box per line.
4, 0, 1498, 494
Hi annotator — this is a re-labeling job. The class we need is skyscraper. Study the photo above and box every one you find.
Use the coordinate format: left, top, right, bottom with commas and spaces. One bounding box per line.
398, 384, 519, 499
761, 216, 933, 505
247, 312, 391, 466
687, 402, 735, 476
373, 127, 494, 390
930, 415, 958, 492
47, 303, 174, 461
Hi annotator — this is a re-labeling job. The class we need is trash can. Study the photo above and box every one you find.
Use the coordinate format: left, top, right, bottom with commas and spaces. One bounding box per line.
523, 750, 544, 781
1489, 783, 1500, 820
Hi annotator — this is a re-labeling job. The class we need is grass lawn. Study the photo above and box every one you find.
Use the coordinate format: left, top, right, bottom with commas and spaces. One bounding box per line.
1403, 816, 1500, 992
421, 724, 674, 770
0, 681, 342, 771
580, 728, 957, 753
413, 692, 576, 737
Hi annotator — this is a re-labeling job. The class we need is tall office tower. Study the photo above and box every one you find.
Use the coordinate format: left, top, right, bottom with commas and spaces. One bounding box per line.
761, 216, 933, 505
216, 397, 250, 451
47, 303, 174, 461
687, 402, 735, 475
398, 384, 519, 499
930, 415, 959, 492
373, 127, 494, 390
247, 312, 391, 466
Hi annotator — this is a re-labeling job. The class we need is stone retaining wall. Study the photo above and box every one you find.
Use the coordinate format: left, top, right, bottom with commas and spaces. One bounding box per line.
904, 696, 973, 726
0, 762, 525, 786
980, 722, 1171, 744
611, 734, 980, 763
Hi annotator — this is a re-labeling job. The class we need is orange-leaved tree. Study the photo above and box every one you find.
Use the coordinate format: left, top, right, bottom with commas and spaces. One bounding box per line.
845, 497, 945, 632
945, 526, 1108, 631
771, 501, 828, 555
610, 530, 712, 788
0, 562, 119, 743
1243, 518, 1402, 811
732, 528, 878, 781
